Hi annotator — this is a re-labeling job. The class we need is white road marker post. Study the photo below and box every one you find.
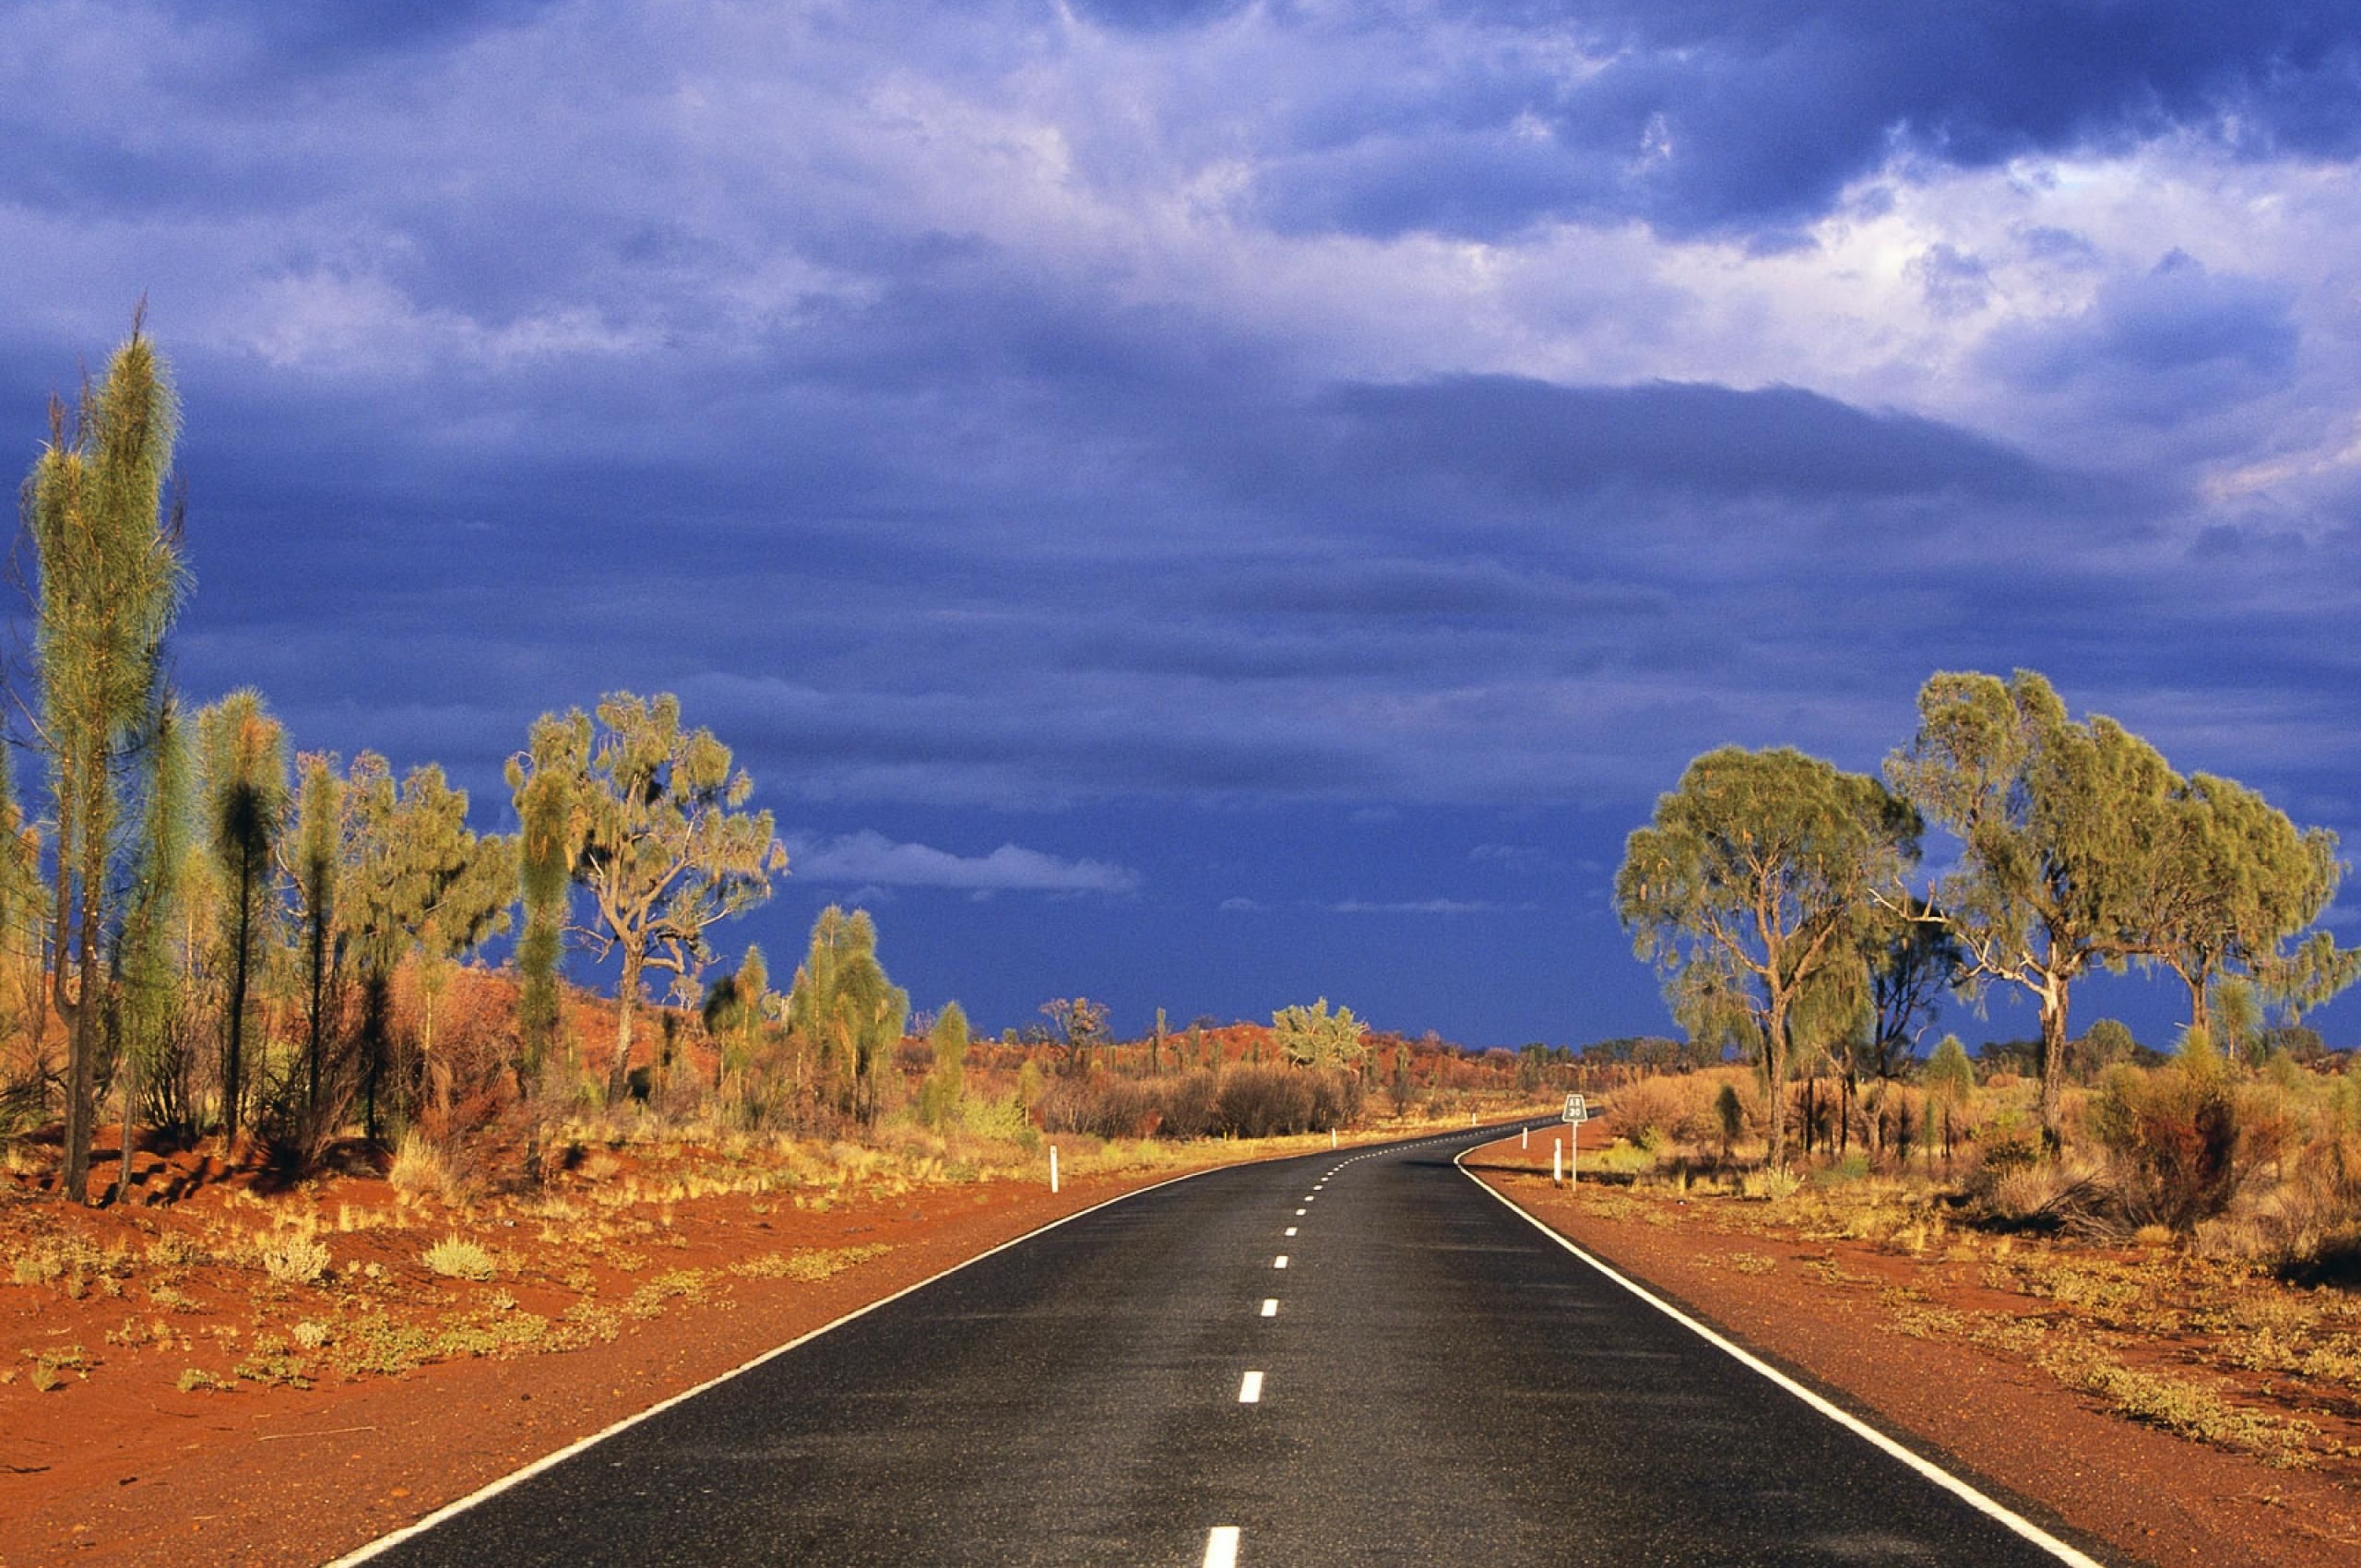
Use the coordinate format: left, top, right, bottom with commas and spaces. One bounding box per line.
1521, 1125, 1528, 1149
1050, 1145, 1059, 1194
1553, 1138, 1562, 1186
1332, 1129, 1338, 1149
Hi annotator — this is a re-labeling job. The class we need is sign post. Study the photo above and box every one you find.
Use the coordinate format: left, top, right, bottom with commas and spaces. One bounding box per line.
1560, 1094, 1590, 1187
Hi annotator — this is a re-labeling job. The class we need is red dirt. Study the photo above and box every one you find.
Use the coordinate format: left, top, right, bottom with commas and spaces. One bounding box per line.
0, 1148, 1237, 1568
1465, 1135, 2361, 1568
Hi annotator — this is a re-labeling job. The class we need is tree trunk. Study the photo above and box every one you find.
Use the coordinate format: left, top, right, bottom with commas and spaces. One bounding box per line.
1764, 1000, 1791, 1168
605, 948, 644, 1105
2037, 977, 2070, 1156
222, 853, 255, 1146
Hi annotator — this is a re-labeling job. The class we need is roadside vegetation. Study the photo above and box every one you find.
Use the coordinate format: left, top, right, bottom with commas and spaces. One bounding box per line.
1572, 678, 2361, 1469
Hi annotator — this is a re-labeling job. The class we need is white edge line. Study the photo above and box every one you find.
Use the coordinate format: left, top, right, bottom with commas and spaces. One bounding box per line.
329, 1157, 1267, 1566
1453, 1142, 2107, 1568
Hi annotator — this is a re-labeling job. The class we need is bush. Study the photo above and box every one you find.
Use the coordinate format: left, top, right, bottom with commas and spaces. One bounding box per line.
2089, 1063, 2243, 1234
1038, 1076, 1158, 1139
421, 1234, 496, 1281
1154, 1072, 1220, 1139
1215, 1067, 1316, 1138
258, 1230, 331, 1286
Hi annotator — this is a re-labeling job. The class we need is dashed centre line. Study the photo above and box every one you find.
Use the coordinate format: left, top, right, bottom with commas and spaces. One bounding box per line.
1284, 1227, 1298, 1236
1204, 1526, 1241, 1568
1294, 1207, 1306, 1216
1261, 1298, 1278, 1317
1273, 1254, 1288, 1269
1238, 1371, 1264, 1404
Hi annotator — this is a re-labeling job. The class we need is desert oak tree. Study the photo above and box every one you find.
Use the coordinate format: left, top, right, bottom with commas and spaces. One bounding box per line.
1616, 745, 1919, 1167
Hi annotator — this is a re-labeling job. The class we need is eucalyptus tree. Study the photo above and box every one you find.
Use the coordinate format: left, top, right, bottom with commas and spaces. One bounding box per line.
21, 321, 189, 1199
787, 905, 906, 1124
1886, 670, 2177, 1152
2147, 771, 2350, 1038
510, 694, 784, 1106
195, 689, 287, 1146
1615, 745, 1919, 1166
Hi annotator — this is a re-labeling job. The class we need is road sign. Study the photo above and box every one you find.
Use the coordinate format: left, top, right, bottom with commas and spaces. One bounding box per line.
1561, 1093, 1589, 1123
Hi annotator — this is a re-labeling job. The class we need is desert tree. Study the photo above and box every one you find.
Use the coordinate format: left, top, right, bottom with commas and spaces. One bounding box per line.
787, 905, 906, 1124
701, 942, 774, 1091
286, 752, 344, 1117
194, 688, 287, 1146
1921, 1033, 1975, 1164
1272, 998, 1369, 1072
340, 754, 514, 1133
105, 695, 189, 1187
2143, 771, 2351, 1040
1615, 744, 1919, 1167
507, 715, 576, 1087
1039, 996, 1110, 1075
1887, 670, 2178, 1153
917, 999, 968, 1129
20, 318, 190, 1199
510, 695, 782, 1106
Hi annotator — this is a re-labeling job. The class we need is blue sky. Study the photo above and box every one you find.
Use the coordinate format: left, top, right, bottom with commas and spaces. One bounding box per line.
5, 1, 2358, 1048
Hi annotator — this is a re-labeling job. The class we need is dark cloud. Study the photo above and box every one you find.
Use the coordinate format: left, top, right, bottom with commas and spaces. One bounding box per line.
1984, 251, 2300, 426
1248, 2, 2361, 237
1311, 375, 2069, 505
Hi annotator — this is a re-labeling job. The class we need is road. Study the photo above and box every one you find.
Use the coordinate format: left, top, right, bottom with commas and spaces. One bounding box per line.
345, 1123, 2109, 1566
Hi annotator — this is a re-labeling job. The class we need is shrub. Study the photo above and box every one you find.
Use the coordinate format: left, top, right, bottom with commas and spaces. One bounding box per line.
389, 1130, 462, 1203
1215, 1067, 1316, 1138
1038, 1076, 1158, 1139
258, 1230, 331, 1286
421, 1234, 496, 1281
2089, 1063, 2243, 1235
1153, 1072, 1221, 1139
1606, 1075, 1697, 1149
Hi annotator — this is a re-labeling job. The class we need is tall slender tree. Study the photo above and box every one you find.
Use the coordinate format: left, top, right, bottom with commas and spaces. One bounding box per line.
22, 317, 190, 1199
196, 689, 287, 1146
113, 697, 188, 1185
288, 753, 344, 1116
788, 906, 906, 1124
507, 715, 577, 1088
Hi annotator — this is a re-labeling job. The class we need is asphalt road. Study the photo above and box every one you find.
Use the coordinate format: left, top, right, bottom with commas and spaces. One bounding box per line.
348, 1123, 2109, 1567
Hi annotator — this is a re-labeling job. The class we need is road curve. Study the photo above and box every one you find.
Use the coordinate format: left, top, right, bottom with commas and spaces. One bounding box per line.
341, 1123, 2114, 1566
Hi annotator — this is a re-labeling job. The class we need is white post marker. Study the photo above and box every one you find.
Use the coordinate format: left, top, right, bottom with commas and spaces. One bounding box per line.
1570, 1116, 1578, 1186
1332, 1129, 1338, 1148
1553, 1139, 1562, 1185
1521, 1125, 1528, 1148
1050, 1145, 1059, 1194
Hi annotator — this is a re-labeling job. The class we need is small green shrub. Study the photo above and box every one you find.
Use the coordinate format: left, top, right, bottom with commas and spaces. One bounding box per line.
421, 1234, 496, 1281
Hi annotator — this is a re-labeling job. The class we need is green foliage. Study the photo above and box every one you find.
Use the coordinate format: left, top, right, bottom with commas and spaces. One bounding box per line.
1617, 744, 1920, 1166
196, 688, 288, 1143
917, 1001, 969, 1129
1271, 997, 1369, 1071
24, 317, 190, 1199
515, 694, 785, 1105
788, 907, 907, 1125
1922, 1034, 1976, 1108
509, 715, 575, 1083
1888, 670, 2177, 1150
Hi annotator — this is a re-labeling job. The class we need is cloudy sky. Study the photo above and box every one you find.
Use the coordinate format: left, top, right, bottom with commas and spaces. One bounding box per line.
5, 1, 2357, 1047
